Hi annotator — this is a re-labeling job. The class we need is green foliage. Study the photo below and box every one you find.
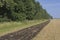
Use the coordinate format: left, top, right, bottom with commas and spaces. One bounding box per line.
0, 17, 10, 22
0, 0, 53, 22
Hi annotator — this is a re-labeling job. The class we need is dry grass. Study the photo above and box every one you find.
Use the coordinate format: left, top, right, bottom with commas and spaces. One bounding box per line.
0, 20, 47, 36
32, 19, 60, 40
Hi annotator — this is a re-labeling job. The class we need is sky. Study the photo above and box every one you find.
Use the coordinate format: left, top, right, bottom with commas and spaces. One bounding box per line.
36, 0, 60, 18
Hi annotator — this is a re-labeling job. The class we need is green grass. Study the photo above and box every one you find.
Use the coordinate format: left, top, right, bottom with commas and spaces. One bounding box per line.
0, 20, 47, 36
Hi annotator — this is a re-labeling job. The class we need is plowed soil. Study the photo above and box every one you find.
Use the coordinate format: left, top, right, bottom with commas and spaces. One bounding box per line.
0, 20, 50, 40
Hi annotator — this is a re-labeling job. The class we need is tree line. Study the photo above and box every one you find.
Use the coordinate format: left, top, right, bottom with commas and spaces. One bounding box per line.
0, 0, 53, 22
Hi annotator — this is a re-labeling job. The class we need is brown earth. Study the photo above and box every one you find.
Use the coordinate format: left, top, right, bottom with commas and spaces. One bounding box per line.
32, 19, 60, 40
0, 20, 50, 40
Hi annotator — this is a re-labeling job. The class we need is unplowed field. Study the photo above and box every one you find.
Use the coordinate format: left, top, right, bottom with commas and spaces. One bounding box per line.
33, 19, 60, 40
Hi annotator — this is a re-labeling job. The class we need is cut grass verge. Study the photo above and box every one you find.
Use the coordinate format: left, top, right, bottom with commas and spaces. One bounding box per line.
0, 20, 47, 36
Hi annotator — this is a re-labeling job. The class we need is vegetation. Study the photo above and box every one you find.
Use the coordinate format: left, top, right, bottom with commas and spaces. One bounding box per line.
0, 0, 53, 22
0, 20, 47, 36
0, 0, 53, 36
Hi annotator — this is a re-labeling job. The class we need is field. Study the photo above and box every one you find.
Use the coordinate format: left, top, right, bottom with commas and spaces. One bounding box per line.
32, 19, 60, 40
0, 20, 47, 36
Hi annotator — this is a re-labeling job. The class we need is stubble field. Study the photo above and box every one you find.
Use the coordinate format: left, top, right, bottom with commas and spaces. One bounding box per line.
32, 19, 60, 40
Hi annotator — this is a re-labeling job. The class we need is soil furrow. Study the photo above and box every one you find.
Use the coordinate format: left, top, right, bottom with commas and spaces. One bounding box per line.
0, 20, 50, 40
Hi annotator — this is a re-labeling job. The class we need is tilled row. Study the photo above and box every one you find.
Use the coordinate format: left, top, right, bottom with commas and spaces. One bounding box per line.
0, 20, 50, 40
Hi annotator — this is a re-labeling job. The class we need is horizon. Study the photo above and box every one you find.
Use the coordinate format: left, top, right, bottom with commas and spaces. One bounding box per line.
36, 0, 60, 18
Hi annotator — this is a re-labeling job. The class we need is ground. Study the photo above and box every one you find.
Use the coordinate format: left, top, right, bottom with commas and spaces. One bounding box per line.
32, 19, 60, 40
0, 19, 60, 40
0, 20, 46, 36
0, 20, 49, 40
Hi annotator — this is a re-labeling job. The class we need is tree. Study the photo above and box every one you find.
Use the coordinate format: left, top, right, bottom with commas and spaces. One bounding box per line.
0, 0, 52, 22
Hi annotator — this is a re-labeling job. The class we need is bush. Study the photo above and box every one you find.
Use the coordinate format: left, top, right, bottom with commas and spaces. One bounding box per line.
0, 18, 11, 22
